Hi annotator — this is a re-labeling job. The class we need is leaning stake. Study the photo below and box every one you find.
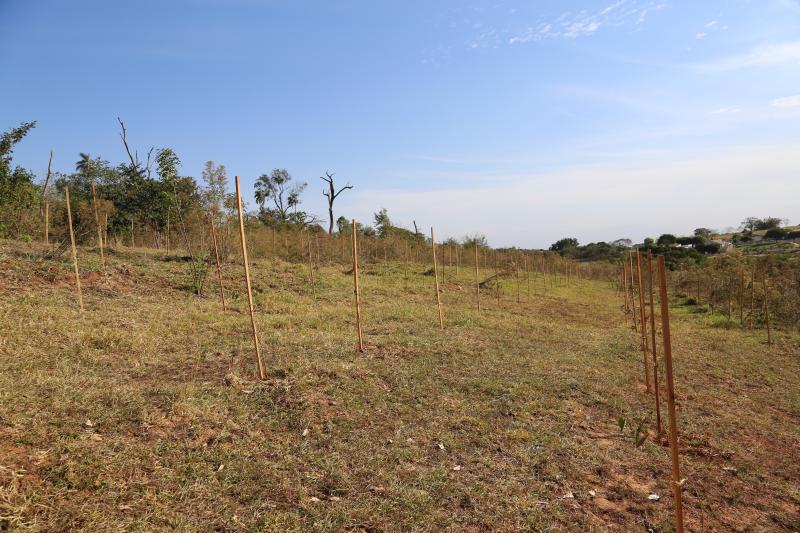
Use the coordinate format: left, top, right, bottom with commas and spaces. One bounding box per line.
64, 186, 84, 315
431, 227, 444, 329
351, 219, 364, 351
657, 256, 686, 533
235, 176, 266, 380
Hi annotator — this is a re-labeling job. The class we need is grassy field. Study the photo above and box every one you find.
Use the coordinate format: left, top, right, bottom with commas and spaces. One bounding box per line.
1, 239, 798, 532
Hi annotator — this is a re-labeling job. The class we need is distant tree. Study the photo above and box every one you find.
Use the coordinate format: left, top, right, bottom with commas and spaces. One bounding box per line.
694, 228, 714, 238
755, 217, 783, 230
643, 237, 655, 248
740, 217, 759, 232
764, 227, 787, 240
336, 215, 350, 234
0, 121, 38, 236
675, 236, 694, 246
201, 160, 228, 219
462, 234, 488, 248
610, 238, 632, 248
254, 169, 308, 226
319, 171, 352, 235
373, 207, 392, 237
657, 234, 677, 246
550, 237, 578, 253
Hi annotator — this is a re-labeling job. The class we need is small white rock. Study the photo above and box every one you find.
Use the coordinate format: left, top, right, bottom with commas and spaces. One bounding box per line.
648, 493, 660, 501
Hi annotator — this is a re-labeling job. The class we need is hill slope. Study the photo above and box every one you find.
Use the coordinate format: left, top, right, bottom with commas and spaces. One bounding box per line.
1, 240, 798, 531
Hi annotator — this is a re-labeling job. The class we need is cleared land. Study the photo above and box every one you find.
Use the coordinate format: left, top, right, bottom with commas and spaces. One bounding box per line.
0, 240, 798, 531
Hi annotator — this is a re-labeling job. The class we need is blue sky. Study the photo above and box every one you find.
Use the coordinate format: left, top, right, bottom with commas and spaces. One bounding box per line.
2, 0, 799, 247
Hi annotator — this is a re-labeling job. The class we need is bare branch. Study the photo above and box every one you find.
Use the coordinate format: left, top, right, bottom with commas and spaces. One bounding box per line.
117, 117, 138, 170
42, 149, 54, 196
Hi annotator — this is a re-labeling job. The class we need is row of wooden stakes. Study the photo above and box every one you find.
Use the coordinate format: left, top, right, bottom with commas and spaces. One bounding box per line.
621, 250, 685, 533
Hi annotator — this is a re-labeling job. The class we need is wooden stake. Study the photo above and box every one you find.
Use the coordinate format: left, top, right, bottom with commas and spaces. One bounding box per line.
648, 251, 662, 436
515, 255, 521, 304
749, 265, 755, 330
44, 200, 49, 245
656, 256, 686, 533
64, 186, 84, 315
431, 227, 444, 329
763, 270, 772, 346
90, 180, 105, 268
474, 242, 481, 311
235, 176, 266, 380
351, 220, 364, 351
307, 229, 316, 300
209, 217, 227, 311
636, 250, 651, 393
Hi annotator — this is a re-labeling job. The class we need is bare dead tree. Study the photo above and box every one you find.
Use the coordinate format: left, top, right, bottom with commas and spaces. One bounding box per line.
42, 150, 53, 196
40, 150, 53, 216
117, 117, 154, 179
320, 171, 353, 235
413, 220, 420, 237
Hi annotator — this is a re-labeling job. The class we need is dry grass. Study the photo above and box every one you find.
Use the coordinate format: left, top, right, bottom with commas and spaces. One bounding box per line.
0, 239, 798, 532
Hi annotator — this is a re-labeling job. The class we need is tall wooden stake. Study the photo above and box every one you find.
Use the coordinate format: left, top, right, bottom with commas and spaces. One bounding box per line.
235, 176, 266, 380
431, 227, 444, 329
64, 187, 84, 315
209, 217, 226, 311
90, 180, 105, 268
351, 220, 364, 351
657, 256, 686, 533
474, 242, 481, 311
647, 251, 662, 435
749, 265, 755, 330
763, 270, 772, 346
636, 250, 651, 393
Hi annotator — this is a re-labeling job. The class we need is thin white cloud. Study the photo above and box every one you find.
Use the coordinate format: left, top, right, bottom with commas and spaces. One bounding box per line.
695, 41, 800, 71
770, 94, 800, 107
696, 32, 707, 40
705, 20, 718, 28
709, 106, 740, 114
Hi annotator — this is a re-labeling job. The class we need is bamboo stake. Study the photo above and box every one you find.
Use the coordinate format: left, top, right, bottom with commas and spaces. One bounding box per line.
209, 217, 226, 311
90, 180, 105, 268
648, 251, 662, 436
656, 256, 686, 533
515, 255, 521, 304
235, 176, 266, 380
352, 220, 364, 351
64, 187, 84, 315
636, 250, 651, 393
307, 229, 316, 300
749, 265, 755, 330
763, 270, 772, 346
629, 253, 639, 332
431, 227, 444, 329
474, 242, 481, 311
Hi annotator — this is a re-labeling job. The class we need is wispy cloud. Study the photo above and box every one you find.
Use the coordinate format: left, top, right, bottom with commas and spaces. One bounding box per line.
470, 1, 670, 48
709, 106, 740, 115
696, 32, 707, 40
695, 41, 800, 71
770, 94, 800, 107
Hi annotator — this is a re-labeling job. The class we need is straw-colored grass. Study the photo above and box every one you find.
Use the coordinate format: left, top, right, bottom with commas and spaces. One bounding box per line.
0, 239, 797, 531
